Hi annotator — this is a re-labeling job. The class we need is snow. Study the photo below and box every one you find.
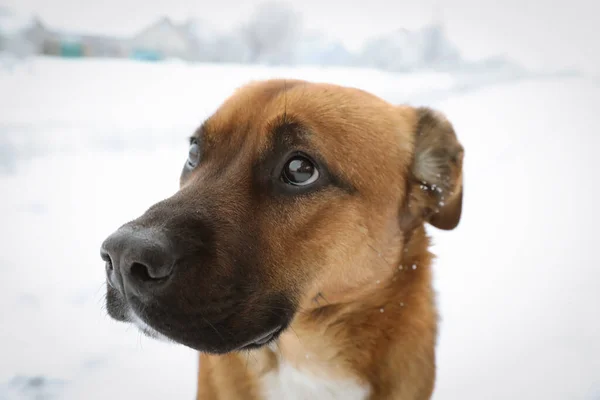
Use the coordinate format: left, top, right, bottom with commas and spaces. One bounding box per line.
0, 56, 599, 400
431, 77, 600, 400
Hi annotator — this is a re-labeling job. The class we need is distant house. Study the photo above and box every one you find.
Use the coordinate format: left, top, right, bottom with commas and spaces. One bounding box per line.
126, 17, 199, 61
0, 15, 83, 58
41, 35, 83, 57
2, 12, 202, 61
80, 35, 124, 58
5, 16, 123, 59
41, 32, 123, 58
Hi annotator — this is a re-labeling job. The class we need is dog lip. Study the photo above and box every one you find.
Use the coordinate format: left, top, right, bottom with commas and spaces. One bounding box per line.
238, 325, 283, 349
253, 327, 280, 345
106, 270, 118, 290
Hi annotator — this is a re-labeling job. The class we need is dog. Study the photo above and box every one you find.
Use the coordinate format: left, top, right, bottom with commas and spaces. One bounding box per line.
100, 79, 464, 399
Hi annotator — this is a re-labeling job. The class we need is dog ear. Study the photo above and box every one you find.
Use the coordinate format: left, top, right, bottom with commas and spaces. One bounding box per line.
399, 107, 464, 232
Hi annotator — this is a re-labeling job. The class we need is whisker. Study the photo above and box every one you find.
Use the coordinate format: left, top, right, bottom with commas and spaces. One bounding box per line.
317, 292, 330, 306
98, 292, 108, 310
283, 79, 288, 121
201, 316, 227, 344
249, 350, 258, 364
287, 325, 307, 354
245, 350, 250, 373
262, 309, 307, 356
274, 341, 284, 359
179, 284, 230, 344
94, 282, 106, 298
367, 243, 393, 268
260, 305, 311, 316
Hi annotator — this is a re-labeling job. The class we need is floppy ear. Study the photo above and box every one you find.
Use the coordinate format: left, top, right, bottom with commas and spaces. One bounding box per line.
399, 107, 464, 232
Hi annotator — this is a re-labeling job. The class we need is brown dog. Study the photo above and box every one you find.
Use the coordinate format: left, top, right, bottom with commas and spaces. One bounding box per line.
100, 79, 464, 399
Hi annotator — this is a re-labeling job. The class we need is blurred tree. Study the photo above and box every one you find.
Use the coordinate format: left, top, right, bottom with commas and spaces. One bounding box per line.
240, 1, 302, 65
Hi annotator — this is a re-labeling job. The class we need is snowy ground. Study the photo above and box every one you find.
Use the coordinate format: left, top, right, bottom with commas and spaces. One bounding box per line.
0, 57, 598, 400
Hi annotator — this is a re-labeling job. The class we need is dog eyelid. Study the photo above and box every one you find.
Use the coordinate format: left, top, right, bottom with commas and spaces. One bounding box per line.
187, 141, 201, 169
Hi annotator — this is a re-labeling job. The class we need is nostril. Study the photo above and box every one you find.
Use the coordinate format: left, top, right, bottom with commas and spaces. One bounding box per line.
130, 262, 154, 282
102, 227, 174, 288
126, 259, 173, 286
100, 250, 113, 271
130, 261, 174, 282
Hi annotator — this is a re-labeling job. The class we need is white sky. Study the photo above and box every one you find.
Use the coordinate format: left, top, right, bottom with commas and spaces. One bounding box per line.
1, 0, 598, 74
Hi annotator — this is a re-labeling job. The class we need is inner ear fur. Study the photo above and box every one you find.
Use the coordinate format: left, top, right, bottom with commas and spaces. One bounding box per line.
400, 107, 464, 232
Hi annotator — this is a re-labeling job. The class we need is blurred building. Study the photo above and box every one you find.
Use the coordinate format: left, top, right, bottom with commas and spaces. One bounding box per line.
40, 32, 124, 58
126, 17, 200, 61
1, 14, 124, 59
0, 6, 526, 76
1, 12, 200, 61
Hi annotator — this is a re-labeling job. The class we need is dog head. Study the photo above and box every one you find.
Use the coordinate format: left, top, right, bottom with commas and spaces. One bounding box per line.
101, 80, 463, 353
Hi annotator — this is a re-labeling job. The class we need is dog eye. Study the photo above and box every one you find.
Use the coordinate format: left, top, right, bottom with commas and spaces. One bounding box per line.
187, 141, 200, 168
281, 156, 319, 186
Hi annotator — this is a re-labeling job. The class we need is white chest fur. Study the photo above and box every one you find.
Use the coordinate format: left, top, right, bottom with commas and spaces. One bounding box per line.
261, 361, 370, 400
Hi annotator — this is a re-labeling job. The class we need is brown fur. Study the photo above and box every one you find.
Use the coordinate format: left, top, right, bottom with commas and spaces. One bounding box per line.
191, 80, 464, 399
101, 78, 463, 399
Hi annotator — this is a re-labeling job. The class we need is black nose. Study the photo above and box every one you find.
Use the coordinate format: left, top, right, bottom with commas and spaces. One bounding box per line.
101, 226, 175, 294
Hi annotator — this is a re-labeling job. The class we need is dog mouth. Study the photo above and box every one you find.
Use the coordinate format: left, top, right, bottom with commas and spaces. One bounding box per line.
127, 297, 286, 351
131, 309, 285, 351
130, 304, 286, 352
105, 283, 292, 353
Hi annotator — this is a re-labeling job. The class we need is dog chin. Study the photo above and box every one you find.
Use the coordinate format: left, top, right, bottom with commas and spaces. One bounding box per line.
129, 311, 173, 343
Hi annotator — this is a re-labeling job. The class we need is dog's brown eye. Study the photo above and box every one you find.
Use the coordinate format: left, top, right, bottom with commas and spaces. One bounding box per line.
282, 156, 319, 186
187, 142, 200, 168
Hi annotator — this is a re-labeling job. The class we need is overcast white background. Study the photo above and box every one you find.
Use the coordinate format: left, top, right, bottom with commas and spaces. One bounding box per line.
2, 0, 599, 75
1, 1, 599, 399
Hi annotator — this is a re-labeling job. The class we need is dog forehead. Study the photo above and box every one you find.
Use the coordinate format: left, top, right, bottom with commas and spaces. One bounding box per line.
202, 80, 305, 139
206, 79, 412, 138
201, 80, 417, 191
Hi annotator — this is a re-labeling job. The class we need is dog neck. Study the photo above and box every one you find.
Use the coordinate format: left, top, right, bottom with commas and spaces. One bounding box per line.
247, 224, 438, 397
